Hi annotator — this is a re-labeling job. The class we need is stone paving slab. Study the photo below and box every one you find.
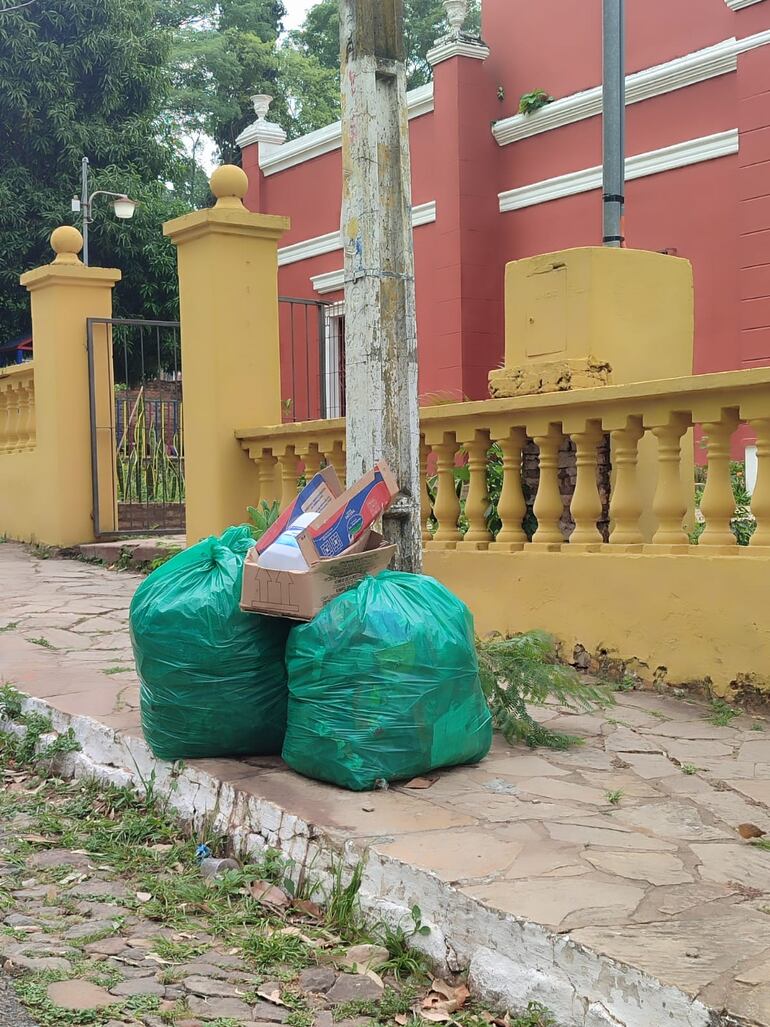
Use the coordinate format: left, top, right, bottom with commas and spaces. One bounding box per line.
2, 542, 770, 1026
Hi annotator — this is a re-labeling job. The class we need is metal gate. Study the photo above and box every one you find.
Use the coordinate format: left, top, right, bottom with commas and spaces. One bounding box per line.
87, 318, 184, 537
279, 296, 346, 421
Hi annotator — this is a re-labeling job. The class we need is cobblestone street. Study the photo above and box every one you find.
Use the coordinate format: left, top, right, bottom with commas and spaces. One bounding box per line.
1, 542, 770, 1025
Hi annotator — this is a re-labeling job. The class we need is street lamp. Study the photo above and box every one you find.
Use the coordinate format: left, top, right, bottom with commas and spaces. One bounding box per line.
71, 157, 138, 266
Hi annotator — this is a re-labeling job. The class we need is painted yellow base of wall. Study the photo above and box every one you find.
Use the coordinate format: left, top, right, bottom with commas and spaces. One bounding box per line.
0, 450, 39, 543
424, 549, 769, 697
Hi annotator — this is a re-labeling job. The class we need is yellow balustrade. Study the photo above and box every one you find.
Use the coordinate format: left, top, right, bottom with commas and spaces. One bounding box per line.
235, 366, 770, 555
0, 365, 35, 455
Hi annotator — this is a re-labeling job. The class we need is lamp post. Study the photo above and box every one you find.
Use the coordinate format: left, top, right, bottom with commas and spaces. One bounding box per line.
71, 157, 138, 266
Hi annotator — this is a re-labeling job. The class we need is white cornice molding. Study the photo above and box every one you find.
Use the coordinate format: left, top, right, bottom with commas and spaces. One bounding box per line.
426, 38, 490, 67
725, 0, 765, 10
498, 130, 739, 213
310, 269, 345, 295
493, 38, 738, 147
235, 119, 286, 150
279, 201, 437, 269
736, 28, 770, 52
256, 83, 434, 176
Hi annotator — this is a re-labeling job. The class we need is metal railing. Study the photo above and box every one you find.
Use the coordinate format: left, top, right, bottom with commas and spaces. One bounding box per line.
87, 318, 184, 537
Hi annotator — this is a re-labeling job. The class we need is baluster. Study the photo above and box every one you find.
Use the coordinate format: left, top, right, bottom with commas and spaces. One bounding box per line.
699, 411, 739, 548
430, 434, 461, 546
16, 381, 30, 450
325, 439, 345, 482
258, 449, 278, 506
420, 439, 432, 543
569, 421, 604, 546
750, 418, 770, 548
490, 426, 527, 549
651, 415, 690, 547
25, 381, 36, 449
459, 429, 492, 548
0, 386, 9, 454
608, 417, 645, 546
302, 442, 322, 477
530, 424, 564, 546
277, 445, 298, 510
5, 384, 19, 453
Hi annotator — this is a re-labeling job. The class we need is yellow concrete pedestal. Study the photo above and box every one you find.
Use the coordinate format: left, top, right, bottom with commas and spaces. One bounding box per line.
489, 247, 696, 541
164, 166, 290, 545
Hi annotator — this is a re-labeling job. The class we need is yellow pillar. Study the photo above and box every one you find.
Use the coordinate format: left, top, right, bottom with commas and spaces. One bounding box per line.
164, 165, 289, 544
20, 227, 120, 546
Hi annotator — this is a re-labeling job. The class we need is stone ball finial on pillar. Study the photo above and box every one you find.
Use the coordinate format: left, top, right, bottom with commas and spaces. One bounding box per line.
210, 164, 249, 209
50, 225, 84, 265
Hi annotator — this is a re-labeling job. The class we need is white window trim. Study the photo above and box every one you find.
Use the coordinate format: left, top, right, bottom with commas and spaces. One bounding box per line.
725, 0, 765, 10
498, 129, 739, 213
257, 83, 434, 177
492, 34, 770, 147
279, 201, 437, 269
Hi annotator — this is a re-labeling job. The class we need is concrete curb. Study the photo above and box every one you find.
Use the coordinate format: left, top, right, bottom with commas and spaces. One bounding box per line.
1, 695, 724, 1027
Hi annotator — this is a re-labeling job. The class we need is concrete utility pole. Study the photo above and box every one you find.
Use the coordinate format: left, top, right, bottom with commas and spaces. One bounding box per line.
340, 0, 423, 574
602, 0, 626, 247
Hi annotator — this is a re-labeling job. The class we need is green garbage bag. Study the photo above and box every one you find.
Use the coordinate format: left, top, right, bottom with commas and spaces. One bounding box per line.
283, 571, 493, 791
130, 526, 290, 761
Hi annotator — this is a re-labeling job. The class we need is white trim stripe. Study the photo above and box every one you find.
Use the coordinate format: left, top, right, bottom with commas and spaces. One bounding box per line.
259, 83, 434, 176
279, 201, 437, 268
736, 28, 770, 52
498, 130, 739, 213
493, 39, 738, 147
310, 269, 345, 295
726, 0, 765, 10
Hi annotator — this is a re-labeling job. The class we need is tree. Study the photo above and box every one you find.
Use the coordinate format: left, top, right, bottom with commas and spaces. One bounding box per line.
280, 0, 481, 135
168, 0, 288, 163
0, 0, 189, 339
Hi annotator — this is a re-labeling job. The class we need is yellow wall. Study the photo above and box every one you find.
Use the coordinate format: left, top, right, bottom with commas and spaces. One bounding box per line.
425, 549, 768, 697
164, 166, 289, 544
0, 227, 120, 548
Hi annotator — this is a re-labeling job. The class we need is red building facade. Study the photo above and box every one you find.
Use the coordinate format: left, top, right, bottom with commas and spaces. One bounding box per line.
237, 0, 770, 423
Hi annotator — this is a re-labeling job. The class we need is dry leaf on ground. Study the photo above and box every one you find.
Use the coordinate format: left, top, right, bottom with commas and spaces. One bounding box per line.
292, 898, 323, 919
405, 776, 439, 790
249, 879, 290, 907
257, 987, 287, 1006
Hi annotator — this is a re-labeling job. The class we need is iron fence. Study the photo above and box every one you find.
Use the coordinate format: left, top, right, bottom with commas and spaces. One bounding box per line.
87, 318, 184, 537
279, 296, 346, 421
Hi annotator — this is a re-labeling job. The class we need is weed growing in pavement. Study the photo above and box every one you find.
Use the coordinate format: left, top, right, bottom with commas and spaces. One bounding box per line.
605, 789, 623, 806
102, 666, 133, 675
709, 699, 740, 727
0, 620, 19, 632
612, 675, 638, 693
0, 681, 23, 719
324, 859, 366, 939
681, 763, 698, 775
241, 930, 313, 970
751, 838, 770, 852
648, 710, 670, 721
28, 636, 55, 649
380, 905, 432, 980
151, 937, 209, 962
752, 721, 765, 731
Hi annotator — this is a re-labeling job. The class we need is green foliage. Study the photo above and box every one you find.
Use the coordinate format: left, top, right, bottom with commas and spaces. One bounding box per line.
708, 698, 739, 727
518, 89, 555, 115
247, 499, 281, 540
0, 682, 23, 720
681, 763, 698, 775
0, 0, 191, 340
605, 789, 623, 805
380, 905, 431, 980
691, 461, 755, 546
168, 0, 287, 162
116, 393, 185, 505
281, 0, 482, 135
476, 631, 610, 749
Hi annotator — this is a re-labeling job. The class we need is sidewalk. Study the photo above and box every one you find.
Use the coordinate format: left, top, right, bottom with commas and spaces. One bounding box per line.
1, 541, 770, 1027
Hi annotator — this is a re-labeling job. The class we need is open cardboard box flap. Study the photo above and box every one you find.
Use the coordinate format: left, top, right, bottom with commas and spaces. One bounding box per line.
241, 531, 396, 622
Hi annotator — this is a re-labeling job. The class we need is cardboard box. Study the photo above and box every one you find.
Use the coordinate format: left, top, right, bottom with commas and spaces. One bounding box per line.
255, 465, 342, 555
303, 460, 400, 559
241, 531, 396, 621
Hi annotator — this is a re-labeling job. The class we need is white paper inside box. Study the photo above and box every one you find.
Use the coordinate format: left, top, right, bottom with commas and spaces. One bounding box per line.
240, 531, 396, 621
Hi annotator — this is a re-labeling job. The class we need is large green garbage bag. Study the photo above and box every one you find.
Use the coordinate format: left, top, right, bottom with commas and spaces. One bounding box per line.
130, 526, 290, 761
283, 571, 493, 791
